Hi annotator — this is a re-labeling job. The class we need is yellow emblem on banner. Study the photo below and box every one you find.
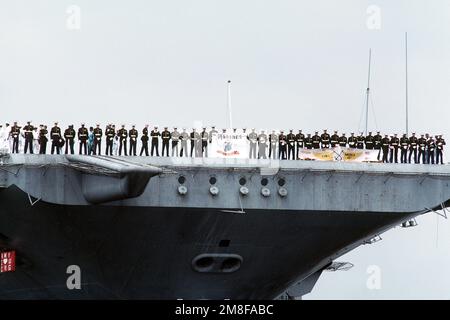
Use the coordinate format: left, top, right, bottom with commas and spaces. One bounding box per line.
313, 150, 334, 161
342, 150, 364, 161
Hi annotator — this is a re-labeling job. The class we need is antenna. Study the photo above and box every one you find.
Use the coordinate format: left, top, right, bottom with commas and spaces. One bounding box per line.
365, 49, 372, 136
227, 80, 233, 129
405, 32, 409, 135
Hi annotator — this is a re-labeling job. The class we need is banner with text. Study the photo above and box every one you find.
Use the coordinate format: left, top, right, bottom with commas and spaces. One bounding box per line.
209, 137, 381, 162
294, 147, 381, 162
209, 132, 249, 159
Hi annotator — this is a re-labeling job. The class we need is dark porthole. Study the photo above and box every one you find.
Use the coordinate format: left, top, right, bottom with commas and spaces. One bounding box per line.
209, 176, 217, 185
261, 178, 269, 186
192, 254, 243, 273
239, 177, 247, 186
195, 257, 214, 271
178, 176, 186, 184
221, 258, 241, 273
278, 178, 286, 187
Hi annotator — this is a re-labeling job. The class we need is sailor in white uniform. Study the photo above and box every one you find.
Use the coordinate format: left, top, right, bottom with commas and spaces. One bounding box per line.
0, 124, 8, 151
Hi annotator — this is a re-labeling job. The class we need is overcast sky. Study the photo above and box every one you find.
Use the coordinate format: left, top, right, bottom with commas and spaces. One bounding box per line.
1, 0, 450, 299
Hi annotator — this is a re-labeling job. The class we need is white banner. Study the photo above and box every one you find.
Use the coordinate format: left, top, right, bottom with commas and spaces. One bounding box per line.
296, 147, 381, 162
209, 131, 249, 159
209, 137, 382, 162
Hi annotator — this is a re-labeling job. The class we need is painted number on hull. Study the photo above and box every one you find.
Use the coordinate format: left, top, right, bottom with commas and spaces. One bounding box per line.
0, 251, 15, 273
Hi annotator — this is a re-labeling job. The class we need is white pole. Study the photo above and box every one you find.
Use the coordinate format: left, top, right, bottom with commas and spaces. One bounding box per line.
227, 80, 233, 129
365, 49, 372, 136
405, 32, 409, 136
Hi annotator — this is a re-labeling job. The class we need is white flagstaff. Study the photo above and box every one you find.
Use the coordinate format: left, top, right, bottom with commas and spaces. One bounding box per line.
405, 32, 409, 136
365, 49, 372, 136
227, 80, 233, 129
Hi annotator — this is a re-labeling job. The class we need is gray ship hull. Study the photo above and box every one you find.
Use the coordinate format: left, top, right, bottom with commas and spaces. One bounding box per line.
1, 155, 449, 299
0, 185, 415, 299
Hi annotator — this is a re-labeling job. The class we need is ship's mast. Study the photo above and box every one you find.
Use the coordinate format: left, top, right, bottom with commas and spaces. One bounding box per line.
227, 80, 233, 129
405, 32, 409, 135
365, 49, 372, 136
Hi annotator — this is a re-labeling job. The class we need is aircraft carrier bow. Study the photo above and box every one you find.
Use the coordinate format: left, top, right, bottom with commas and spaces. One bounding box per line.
1, 154, 449, 299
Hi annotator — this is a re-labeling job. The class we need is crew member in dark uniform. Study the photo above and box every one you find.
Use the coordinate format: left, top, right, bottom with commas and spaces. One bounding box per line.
312, 131, 321, 149
39, 125, 48, 154
278, 130, 287, 160
295, 130, 305, 159
303, 133, 312, 150
389, 134, 400, 163
427, 135, 436, 165
269, 130, 278, 159
161, 127, 171, 157
373, 131, 382, 150
64, 125, 76, 154
140, 125, 149, 156
330, 130, 339, 148
190, 128, 199, 157
200, 127, 209, 157
118, 125, 128, 156
408, 132, 418, 164
436, 135, 446, 165
23, 121, 35, 154
320, 130, 330, 149
50, 122, 62, 154
418, 134, 427, 164
105, 124, 115, 156
93, 124, 103, 155
78, 123, 88, 155
151, 126, 160, 156
399, 133, 409, 164
338, 133, 347, 147
365, 132, 374, 150
10, 122, 21, 153
356, 132, 365, 149
129, 125, 138, 156
286, 129, 296, 160
381, 134, 390, 163
348, 133, 357, 148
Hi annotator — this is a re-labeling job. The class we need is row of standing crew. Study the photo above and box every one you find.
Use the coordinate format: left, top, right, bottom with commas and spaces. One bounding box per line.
257, 129, 445, 164
1, 123, 446, 164
1, 122, 216, 158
